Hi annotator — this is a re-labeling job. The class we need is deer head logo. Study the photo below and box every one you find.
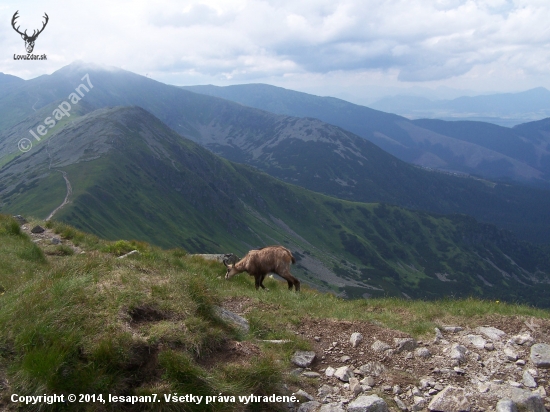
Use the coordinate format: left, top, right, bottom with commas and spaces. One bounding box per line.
11, 11, 49, 54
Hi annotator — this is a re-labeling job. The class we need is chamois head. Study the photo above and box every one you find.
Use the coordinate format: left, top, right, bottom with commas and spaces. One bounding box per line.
224, 264, 237, 279
223, 253, 239, 279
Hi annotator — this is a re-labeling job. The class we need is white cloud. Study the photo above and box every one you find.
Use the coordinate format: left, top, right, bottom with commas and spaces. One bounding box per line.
1, 0, 550, 99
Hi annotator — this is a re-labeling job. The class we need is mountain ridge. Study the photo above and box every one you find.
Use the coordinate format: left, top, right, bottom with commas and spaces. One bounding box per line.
2, 63, 550, 246
1, 105, 550, 306
370, 87, 550, 126
182, 83, 550, 187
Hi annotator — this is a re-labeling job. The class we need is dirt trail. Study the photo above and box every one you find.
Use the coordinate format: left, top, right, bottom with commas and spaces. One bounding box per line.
46, 170, 72, 221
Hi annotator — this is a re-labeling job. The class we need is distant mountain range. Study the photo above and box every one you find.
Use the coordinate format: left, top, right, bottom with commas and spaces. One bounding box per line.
181, 84, 550, 188
1, 63, 550, 245
1, 104, 549, 306
370, 87, 550, 127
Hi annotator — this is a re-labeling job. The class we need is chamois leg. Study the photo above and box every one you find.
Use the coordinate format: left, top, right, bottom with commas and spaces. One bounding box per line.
259, 273, 267, 289
279, 270, 300, 291
254, 273, 267, 290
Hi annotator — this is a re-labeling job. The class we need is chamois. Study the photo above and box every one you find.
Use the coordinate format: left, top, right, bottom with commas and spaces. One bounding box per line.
224, 246, 300, 291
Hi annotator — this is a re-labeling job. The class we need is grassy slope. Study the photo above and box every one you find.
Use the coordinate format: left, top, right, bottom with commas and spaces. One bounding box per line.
0, 215, 549, 411
1, 107, 550, 307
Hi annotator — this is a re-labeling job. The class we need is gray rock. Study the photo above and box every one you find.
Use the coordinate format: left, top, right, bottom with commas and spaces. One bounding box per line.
31, 225, 45, 234
340, 355, 351, 362
476, 326, 506, 341
334, 366, 354, 382
465, 335, 486, 349
504, 346, 518, 362
412, 397, 427, 412
51, 237, 61, 245
350, 377, 363, 395
347, 395, 388, 412
319, 402, 345, 412
214, 306, 249, 332
291, 351, 316, 368
492, 387, 546, 412
318, 384, 334, 397
428, 386, 471, 412
449, 344, 468, 364
530, 343, 550, 368
325, 366, 336, 377
294, 389, 315, 402
12, 215, 27, 225
302, 371, 321, 378
415, 347, 431, 358
195, 253, 232, 263
435, 328, 445, 339
443, 326, 463, 333
350, 332, 363, 348
358, 361, 386, 377
361, 376, 375, 387
394, 338, 417, 353
420, 379, 432, 389
511, 333, 534, 346
298, 401, 322, 412
394, 396, 408, 412
118, 250, 140, 259
485, 342, 495, 351
496, 399, 518, 412
371, 340, 392, 352
513, 390, 546, 412
522, 371, 537, 388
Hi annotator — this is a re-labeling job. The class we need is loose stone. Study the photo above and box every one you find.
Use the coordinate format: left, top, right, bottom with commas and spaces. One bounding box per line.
350, 332, 363, 348
292, 351, 316, 368
347, 395, 388, 412
334, 366, 354, 382
530, 343, 550, 368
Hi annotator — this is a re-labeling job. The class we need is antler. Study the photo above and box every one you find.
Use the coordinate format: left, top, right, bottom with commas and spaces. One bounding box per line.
11, 11, 49, 40
11, 11, 26, 37
29, 13, 49, 40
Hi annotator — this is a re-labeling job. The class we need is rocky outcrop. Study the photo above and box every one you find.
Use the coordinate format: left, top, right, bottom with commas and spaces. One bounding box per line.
288, 322, 549, 412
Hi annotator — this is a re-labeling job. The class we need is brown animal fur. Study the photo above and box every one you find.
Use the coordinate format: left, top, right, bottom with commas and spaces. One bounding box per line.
224, 246, 300, 291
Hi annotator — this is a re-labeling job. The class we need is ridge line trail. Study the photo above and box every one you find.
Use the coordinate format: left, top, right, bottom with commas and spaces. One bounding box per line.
46, 170, 72, 221
45, 137, 72, 222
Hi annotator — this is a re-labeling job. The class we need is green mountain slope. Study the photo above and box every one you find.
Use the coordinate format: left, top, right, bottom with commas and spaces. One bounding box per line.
1, 106, 549, 306
2, 63, 550, 244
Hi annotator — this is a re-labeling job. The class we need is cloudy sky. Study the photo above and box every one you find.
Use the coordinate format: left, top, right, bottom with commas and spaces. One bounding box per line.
1, 0, 550, 103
